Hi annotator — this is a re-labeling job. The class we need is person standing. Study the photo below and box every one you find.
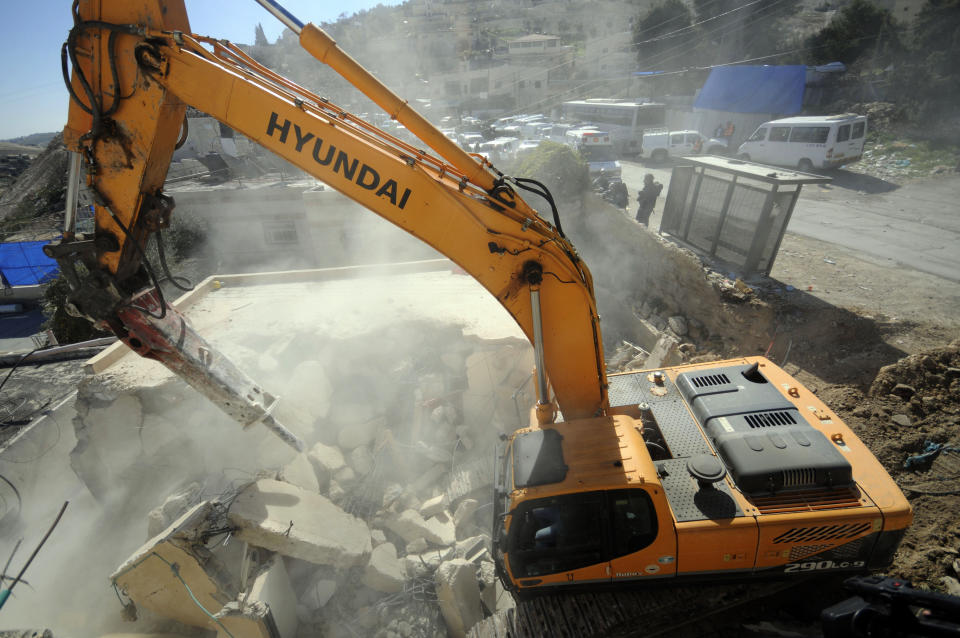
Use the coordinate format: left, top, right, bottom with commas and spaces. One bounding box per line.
635, 173, 662, 226
724, 120, 736, 152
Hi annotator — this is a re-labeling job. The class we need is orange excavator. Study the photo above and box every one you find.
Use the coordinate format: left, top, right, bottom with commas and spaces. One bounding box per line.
52, 0, 911, 601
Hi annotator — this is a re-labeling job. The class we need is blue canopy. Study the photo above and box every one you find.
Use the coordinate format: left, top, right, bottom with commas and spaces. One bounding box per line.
694, 65, 806, 115
0, 240, 59, 286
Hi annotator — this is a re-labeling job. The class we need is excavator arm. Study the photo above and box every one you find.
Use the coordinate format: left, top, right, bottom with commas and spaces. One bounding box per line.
52, 0, 610, 441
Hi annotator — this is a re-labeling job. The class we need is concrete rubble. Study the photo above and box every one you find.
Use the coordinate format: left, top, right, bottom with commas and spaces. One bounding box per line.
435, 559, 484, 638
362, 542, 405, 593
78, 317, 530, 637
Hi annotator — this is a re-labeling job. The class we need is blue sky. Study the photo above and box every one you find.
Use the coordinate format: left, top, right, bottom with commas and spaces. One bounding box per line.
0, 0, 402, 140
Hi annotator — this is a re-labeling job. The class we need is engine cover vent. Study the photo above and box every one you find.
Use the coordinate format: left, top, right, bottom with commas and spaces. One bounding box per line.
690, 372, 730, 388
781, 467, 816, 488
745, 410, 797, 428
773, 521, 873, 544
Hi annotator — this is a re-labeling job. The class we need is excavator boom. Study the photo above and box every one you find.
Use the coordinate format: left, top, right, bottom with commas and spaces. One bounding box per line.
55, 0, 610, 443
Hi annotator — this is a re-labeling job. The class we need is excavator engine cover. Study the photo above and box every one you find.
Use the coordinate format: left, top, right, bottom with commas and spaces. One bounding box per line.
675, 363, 852, 494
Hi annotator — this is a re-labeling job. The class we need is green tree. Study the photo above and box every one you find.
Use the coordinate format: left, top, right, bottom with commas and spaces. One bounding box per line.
888, 0, 960, 122
514, 142, 589, 201
912, 0, 959, 79
634, 0, 696, 69
804, 0, 902, 67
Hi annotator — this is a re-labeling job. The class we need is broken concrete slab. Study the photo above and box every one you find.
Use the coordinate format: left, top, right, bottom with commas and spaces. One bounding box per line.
112, 501, 238, 630
667, 315, 688, 336
362, 542, 405, 593
419, 493, 448, 519
403, 546, 455, 579
644, 334, 681, 369
228, 479, 371, 569
384, 509, 455, 547
307, 442, 344, 486
370, 528, 387, 546
278, 452, 320, 493
454, 535, 489, 564
435, 559, 483, 638
479, 560, 497, 614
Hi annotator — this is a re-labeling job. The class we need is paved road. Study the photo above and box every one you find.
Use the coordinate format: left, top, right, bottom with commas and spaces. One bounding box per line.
620, 160, 960, 282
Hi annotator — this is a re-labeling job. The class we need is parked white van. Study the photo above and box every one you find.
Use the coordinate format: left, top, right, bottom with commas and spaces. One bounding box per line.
737, 114, 867, 171
641, 129, 728, 161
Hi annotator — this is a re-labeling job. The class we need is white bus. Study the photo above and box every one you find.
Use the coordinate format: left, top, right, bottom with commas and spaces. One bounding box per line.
737, 114, 867, 172
560, 100, 666, 156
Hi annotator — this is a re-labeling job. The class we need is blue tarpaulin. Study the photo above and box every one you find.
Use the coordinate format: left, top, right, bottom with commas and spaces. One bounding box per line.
0, 240, 59, 286
694, 65, 806, 115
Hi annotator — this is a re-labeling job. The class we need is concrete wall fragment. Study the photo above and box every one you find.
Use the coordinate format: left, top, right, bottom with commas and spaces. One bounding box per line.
111, 502, 238, 630
435, 559, 483, 638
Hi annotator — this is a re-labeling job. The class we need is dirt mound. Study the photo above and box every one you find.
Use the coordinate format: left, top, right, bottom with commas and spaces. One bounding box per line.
818, 341, 960, 590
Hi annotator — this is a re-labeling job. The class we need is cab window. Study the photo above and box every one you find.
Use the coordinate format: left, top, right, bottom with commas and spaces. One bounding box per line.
852, 121, 865, 139
837, 124, 851, 142
670, 133, 684, 145
508, 492, 606, 578
609, 489, 658, 557
686, 134, 701, 144
769, 126, 790, 142
747, 127, 767, 142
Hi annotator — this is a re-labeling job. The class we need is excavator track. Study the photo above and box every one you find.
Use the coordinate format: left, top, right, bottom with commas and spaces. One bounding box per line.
469, 579, 806, 638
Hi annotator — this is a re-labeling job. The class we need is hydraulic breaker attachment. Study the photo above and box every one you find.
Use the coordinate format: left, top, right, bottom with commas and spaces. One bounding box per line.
112, 288, 305, 452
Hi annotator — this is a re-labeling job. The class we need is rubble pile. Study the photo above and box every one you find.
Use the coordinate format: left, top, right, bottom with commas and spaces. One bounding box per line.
71, 320, 532, 637
815, 341, 960, 590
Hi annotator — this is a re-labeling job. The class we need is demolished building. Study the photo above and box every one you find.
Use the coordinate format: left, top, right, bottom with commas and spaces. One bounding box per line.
1, 261, 531, 637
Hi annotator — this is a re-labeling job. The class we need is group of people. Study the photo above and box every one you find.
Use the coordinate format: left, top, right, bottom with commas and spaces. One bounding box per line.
594, 171, 662, 227
610, 122, 738, 227
714, 121, 736, 152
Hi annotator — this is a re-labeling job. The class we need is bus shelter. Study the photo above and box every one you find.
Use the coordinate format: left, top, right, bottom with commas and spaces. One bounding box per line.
659, 156, 831, 275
